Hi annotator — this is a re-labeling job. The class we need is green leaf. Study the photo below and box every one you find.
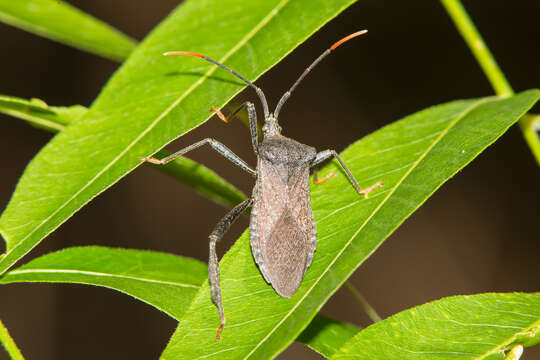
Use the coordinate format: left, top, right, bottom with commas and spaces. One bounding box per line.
0, 319, 25, 360
0, 95, 86, 132
332, 293, 540, 359
161, 90, 540, 359
0, 95, 246, 207
0, 0, 358, 274
0, 0, 136, 61
0, 245, 341, 352
297, 315, 359, 358
0, 246, 207, 319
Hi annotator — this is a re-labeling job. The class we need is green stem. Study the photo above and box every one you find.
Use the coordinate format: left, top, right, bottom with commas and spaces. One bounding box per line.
518, 114, 540, 164
441, 0, 513, 96
441, 0, 540, 165
0, 319, 25, 360
344, 282, 382, 323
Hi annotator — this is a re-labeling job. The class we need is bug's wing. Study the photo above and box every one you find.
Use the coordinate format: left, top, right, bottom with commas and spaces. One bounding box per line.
288, 165, 317, 270
251, 162, 315, 298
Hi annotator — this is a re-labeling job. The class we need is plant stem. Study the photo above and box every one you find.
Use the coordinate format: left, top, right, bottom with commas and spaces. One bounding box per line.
518, 114, 540, 164
344, 282, 382, 323
441, 0, 512, 96
0, 319, 24, 360
441, 0, 540, 165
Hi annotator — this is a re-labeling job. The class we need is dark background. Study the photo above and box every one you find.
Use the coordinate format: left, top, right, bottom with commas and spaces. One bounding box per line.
1, 1, 539, 359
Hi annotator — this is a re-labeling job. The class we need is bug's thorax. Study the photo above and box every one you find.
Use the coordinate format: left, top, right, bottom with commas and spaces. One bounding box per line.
258, 134, 317, 168
259, 115, 317, 167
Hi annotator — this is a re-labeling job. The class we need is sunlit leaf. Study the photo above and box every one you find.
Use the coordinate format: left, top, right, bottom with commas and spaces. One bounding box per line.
0, 246, 206, 319
332, 293, 540, 360
0, 246, 344, 352
0, 0, 136, 61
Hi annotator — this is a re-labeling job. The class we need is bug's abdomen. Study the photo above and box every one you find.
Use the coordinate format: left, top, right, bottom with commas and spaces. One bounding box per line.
250, 159, 316, 298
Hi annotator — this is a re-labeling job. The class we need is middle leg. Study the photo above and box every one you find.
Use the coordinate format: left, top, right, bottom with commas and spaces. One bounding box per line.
140, 138, 256, 177
312, 150, 383, 198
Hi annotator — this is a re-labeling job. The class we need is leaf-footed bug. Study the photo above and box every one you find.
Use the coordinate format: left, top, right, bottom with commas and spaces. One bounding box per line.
140, 30, 383, 340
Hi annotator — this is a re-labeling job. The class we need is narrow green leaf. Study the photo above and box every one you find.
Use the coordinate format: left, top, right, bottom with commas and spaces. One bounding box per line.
0, 0, 136, 61
0, 319, 25, 360
0, 246, 341, 351
0, 246, 207, 319
0, 95, 246, 207
332, 293, 540, 359
161, 91, 540, 359
0, 0, 358, 274
0, 95, 86, 132
297, 315, 359, 358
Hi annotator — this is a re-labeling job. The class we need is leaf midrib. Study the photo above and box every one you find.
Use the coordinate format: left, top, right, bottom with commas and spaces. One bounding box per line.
3, 268, 200, 288
0, 0, 291, 271
243, 97, 494, 359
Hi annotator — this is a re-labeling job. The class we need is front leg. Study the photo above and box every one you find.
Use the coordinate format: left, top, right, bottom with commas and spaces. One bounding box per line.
211, 102, 259, 155
312, 150, 383, 198
140, 138, 256, 177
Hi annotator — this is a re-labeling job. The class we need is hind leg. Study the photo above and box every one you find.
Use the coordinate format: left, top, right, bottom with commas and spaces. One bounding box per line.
208, 198, 253, 340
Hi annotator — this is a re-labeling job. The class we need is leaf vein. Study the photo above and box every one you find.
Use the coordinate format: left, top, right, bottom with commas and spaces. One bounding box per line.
6, 268, 199, 288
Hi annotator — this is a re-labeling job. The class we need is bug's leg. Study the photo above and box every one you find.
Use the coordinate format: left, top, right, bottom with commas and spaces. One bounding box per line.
312, 169, 335, 184
312, 150, 383, 198
208, 198, 253, 340
140, 138, 256, 177
211, 102, 259, 154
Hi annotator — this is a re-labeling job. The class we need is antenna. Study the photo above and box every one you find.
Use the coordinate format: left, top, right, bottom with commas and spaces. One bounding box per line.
273, 30, 368, 119
164, 51, 270, 118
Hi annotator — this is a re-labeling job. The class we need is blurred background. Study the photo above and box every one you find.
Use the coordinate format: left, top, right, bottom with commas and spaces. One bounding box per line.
1, 0, 539, 359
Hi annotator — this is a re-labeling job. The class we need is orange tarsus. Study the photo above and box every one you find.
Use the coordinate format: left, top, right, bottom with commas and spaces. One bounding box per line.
313, 172, 335, 184
210, 107, 229, 123
330, 30, 368, 51
359, 181, 384, 199
139, 157, 162, 165
216, 323, 224, 341
163, 51, 204, 58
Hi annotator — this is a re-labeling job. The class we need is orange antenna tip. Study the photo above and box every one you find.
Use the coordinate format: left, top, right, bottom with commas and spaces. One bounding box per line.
163, 51, 204, 58
330, 30, 368, 51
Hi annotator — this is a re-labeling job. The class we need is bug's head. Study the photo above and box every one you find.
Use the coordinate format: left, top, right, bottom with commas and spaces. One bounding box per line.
262, 115, 282, 137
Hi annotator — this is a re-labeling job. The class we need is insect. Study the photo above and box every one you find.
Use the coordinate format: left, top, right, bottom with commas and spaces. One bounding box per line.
140, 30, 383, 339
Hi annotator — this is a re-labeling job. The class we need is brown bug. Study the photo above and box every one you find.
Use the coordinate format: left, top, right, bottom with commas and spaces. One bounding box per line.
140, 30, 383, 339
